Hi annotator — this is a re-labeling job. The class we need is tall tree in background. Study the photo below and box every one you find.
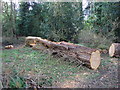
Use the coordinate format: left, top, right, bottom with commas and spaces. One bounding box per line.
18, 2, 31, 36
2, 2, 17, 37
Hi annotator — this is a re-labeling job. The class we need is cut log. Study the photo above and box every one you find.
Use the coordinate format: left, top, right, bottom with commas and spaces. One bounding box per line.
5, 45, 14, 49
25, 36, 101, 70
25, 36, 40, 47
109, 43, 120, 57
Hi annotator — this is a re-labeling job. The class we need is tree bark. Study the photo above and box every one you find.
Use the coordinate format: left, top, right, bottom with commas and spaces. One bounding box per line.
25, 36, 101, 70
109, 43, 120, 57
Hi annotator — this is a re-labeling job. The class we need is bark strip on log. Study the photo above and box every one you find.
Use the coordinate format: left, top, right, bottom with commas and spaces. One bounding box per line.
109, 43, 120, 57
25, 36, 101, 70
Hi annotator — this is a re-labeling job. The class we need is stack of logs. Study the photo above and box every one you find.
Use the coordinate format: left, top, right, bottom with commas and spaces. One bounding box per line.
25, 36, 101, 70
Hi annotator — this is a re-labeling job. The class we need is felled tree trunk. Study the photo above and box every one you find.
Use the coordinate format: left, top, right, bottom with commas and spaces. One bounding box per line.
25, 36, 39, 47
109, 43, 120, 57
25, 36, 101, 70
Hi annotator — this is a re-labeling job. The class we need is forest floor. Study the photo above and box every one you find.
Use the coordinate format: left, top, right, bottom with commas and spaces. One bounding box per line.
1, 43, 119, 88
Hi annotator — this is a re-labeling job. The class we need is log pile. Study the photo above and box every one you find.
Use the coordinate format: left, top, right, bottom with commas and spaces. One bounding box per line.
25, 36, 101, 70
109, 43, 120, 57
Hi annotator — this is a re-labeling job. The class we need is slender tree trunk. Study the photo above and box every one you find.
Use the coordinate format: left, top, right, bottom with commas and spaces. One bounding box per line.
10, 1, 16, 37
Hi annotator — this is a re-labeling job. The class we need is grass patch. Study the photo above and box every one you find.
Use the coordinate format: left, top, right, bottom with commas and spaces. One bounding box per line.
2, 47, 118, 88
2, 47, 89, 88
9, 76, 26, 88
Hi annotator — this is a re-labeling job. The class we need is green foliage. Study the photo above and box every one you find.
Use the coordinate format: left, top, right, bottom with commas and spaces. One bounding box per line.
84, 2, 120, 42
2, 2, 120, 44
2, 2, 83, 43
46, 2, 83, 43
77, 2, 120, 48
